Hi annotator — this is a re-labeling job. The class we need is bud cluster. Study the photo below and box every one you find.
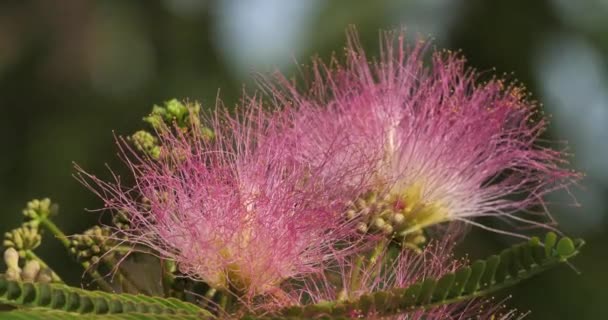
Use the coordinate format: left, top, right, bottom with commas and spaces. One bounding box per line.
346, 187, 447, 250
3, 248, 52, 283
130, 130, 161, 159
22, 198, 56, 222
68, 226, 112, 265
144, 99, 199, 129
2, 199, 57, 258
112, 210, 131, 231
74, 29, 580, 317
132, 100, 215, 160
3, 226, 42, 257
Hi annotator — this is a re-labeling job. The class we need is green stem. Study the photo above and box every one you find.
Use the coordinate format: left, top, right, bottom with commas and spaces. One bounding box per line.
219, 292, 229, 311
218, 289, 235, 314
24, 250, 63, 283
367, 239, 388, 287
39, 218, 70, 248
201, 287, 217, 309
348, 255, 365, 297
369, 239, 387, 265
38, 217, 114, 292
162, 259, 176, 297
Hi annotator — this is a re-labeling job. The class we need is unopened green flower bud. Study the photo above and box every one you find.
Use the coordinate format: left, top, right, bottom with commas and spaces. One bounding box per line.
165, 99, 188, 121
75, 250, 86, 261
4, 247, 20, 270
373, 217, 386, 229
36, 269, 53, 283
204, 287, 217, 299
144, 100, 197, 129
144, 114, 164, 129
84, 236, 94, 246
381, 224, 394, 235
201, 126, 215, 141
356, 222, 368, 233
68, 226, 113, 265
366, 192, 378, 205
131, 130, 161, 159
113, 211, 131, 230
391, 213, 405, 225
346, 209, 358, 220
21, 260, 41, 282
356, 198, 367, 208
5, 267, 21, 281
12, 231, 23, 248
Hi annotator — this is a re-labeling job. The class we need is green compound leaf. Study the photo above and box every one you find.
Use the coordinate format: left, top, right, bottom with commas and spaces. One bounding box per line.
264, 232, 584, 319
0, 309, 203, 320
0, 278, 214, 319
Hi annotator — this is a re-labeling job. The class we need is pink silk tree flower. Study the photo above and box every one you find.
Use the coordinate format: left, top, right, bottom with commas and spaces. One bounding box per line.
77, 99, 365, 303
265, 29, 580, 245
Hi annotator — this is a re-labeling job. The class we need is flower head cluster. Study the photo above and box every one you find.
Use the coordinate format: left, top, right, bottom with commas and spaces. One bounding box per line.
78, 99, 365, 301
268, 30, 579, 244
78, 29, 579, 317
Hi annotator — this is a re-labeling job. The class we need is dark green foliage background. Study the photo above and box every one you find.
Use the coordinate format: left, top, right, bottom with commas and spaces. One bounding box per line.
0, 1, 605, 318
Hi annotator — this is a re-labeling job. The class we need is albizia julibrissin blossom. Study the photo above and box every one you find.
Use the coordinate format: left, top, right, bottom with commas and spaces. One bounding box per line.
77, 99, 367, 302
266, 30, 580, 243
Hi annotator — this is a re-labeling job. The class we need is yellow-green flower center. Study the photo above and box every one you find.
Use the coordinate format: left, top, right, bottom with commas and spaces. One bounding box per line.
347, 183, 449, 250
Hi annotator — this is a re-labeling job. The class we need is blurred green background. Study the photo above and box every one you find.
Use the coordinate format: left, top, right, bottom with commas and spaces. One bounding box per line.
0, 0, 606, 318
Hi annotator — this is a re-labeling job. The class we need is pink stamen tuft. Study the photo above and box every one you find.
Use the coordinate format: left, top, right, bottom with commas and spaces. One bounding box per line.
77, 98, 366, 304
264, 28, 581, 235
